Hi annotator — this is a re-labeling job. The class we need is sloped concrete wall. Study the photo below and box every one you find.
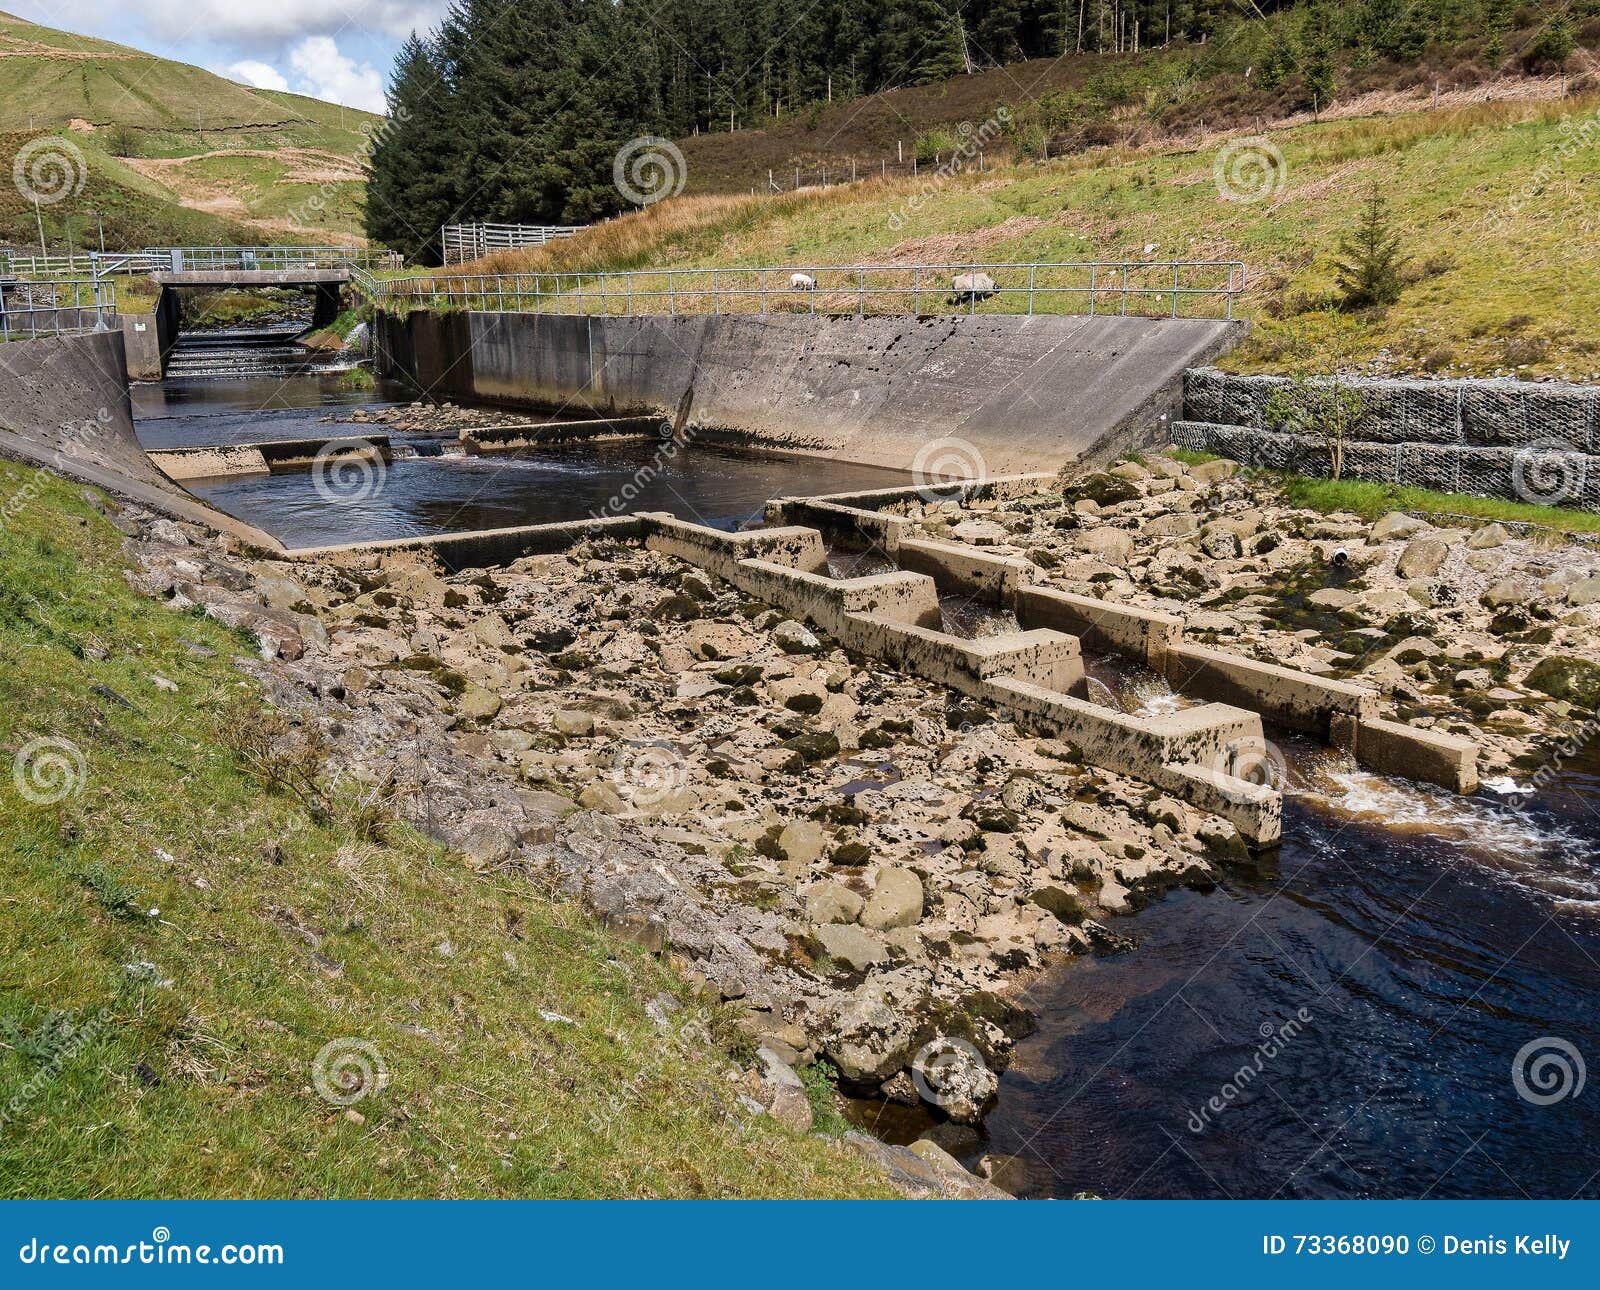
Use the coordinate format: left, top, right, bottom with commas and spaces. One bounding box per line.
0, 330, 280, 547
378, 310, 1246, 473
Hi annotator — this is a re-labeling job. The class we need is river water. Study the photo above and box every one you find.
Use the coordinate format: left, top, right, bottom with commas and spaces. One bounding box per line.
134, 328, 913, 542
141, 331, 1600, 1200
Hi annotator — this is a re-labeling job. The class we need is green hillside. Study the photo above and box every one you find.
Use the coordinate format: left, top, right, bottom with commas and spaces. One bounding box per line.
0, 12, 382, 248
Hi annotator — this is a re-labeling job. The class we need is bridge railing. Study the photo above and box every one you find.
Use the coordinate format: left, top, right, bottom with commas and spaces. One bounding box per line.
0, 278, 117, 341
124, 246, 404, 275
368, 260, 1248, 321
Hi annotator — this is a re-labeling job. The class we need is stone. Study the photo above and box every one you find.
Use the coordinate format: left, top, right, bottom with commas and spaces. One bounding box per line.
1142, 512, 1200, 539
255, 573, 309, 610
1525, 655, 1600, 710
755, 1047, 814, 1133
773, 620, 822, 654
1466, 522, 1510, 550
1079, 528, 1134, 565
778, 819, 828, 865
825, 990, 914, 1080
456, 684, 502, 723
577, 781, 630, 815
1028, 885, 1086, 924
860, 866, 923, 930
1568, 575, 1600, 608
1396, 536, 1448, 579
1481, 578, 1535, 608
806, 881, 864, 925
552, 709, 595, 737
910, 1037, 999, 1123
1370, 511, 1427, 542
1307, 588, 1359, 609
817, 924, 890, 973
1188, 458, 1237, 484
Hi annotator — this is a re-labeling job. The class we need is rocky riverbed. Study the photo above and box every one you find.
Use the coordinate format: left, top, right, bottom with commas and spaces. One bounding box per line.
116, 509, 1243, 1137
109, 451, 1600, 1147
901, 454, 1600, 781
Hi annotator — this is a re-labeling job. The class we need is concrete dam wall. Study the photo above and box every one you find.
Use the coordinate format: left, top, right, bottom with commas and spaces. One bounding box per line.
0, 330, 280, 547
377, 310, 1246, 474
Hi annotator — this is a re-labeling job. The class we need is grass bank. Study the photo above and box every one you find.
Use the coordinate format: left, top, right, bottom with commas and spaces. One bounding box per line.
487, 94, 1600, 381
0, 470, 884, 1198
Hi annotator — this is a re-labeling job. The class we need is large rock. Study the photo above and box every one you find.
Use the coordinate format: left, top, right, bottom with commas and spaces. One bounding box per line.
1481, 578, 1535, 608
860, 867, 924, 930
1567, 574, 1600, 608
755, 1047, 814, 1133
1370, 511, 1427, 542
816, 924, 889, 971
1396, 536, 1448, 579
824, 989, 914, 1080
1079, 528, 1134, 566
1525, 655, 1600, 710
455, 683, 502, 723
806, 881, 864, 925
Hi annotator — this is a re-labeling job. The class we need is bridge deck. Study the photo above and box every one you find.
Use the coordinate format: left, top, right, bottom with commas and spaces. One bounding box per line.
151, 269, 350, 287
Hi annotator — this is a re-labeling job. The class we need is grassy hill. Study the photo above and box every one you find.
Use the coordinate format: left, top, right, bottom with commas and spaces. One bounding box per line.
0, 12, 380, 248
466, 89, 1600, 381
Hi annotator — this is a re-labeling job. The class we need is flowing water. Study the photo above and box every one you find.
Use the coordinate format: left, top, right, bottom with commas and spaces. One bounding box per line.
143, 334, 1600, 1200
979, 741, 1600, 1199
136, 329, 913, 543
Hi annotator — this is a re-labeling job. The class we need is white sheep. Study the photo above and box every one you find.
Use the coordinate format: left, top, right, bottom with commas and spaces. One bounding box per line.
790, 272, 815, 290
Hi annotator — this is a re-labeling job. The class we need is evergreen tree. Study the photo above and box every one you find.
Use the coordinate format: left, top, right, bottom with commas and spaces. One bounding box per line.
1334, 185, 1409, 310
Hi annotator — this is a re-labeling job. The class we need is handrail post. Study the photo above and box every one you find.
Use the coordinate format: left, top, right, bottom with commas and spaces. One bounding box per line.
1028, 263, 1036, 316
668, 270, 675, 316
857, 267, 864, 319
714, 269, 720, 316
1172, 263, 1179, 318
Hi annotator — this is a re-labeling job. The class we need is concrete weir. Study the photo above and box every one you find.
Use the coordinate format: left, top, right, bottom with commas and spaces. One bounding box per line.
767, 477, 1482, 802
376, 310, 1247, 473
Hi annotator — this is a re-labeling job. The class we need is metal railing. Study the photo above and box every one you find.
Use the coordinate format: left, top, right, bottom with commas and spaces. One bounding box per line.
113, 246, 404, 275
441, 223, 586, 265
371, 260, 1247, 320
0, 278, 117, 341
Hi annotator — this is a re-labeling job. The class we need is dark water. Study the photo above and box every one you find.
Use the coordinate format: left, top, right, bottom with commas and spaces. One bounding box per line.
185, 439, 914, 544
982, 743, 1600, 1200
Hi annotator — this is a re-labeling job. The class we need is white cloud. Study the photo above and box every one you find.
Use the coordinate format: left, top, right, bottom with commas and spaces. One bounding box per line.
228, 60, 290, 92
287, 36, 386, 114
141, 0, 446, 43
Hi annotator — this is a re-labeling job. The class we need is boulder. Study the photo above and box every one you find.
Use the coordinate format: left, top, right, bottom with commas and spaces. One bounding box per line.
779, 818, 828, 865
456, 684, 502, 723
806, 881, 864, 925
1525, 655, 1600, 710
1567, 575, 1600, 608
824, 989, 914, 1080
1481, 578, 1535, 608
773, 620, 823, 654
817, 923, 889, 972
1370, 511, 1427, 542
552, 709, 595, 736
860, 866, 924, 930
755, 1047, 814, 1133
1396, 536, 1448, 580
1467, 522, 1510, 550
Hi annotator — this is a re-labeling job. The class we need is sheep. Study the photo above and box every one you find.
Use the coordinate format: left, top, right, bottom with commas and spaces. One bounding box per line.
950, 271, 997, 304
790, 272, 815, 290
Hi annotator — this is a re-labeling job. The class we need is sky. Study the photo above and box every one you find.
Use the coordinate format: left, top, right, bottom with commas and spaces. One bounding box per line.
8, 0, 451, 113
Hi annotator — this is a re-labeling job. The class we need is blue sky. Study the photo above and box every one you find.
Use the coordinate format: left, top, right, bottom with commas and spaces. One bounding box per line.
8, 0, 451, 113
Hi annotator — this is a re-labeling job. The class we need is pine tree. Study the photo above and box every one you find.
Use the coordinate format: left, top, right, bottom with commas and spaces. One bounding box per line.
363, 32, 457, 263
1334, 185, 1409, 310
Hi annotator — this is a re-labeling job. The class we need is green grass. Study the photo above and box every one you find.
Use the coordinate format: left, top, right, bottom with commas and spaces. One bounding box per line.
1277, 474, 1600, 534
0, 470, 886, 1198
512, 94, 1600, 379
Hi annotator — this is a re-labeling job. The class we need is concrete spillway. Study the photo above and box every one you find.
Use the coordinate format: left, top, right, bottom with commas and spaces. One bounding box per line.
377, 311, 1247, 475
